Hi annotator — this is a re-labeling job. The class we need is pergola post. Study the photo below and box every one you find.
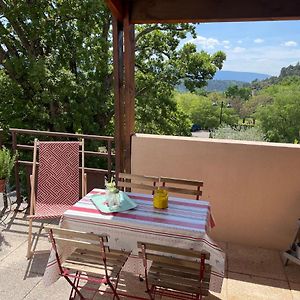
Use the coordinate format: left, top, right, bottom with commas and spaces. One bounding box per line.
112, 18, 124, 175
123, 9, 135, 174
112, 4, 135, 175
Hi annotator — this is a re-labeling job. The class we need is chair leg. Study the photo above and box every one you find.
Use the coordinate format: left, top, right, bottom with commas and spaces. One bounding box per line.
69, 271, 80, 300
196, 293, 202, 300
150, 286, 156, 300
113, 274, 121, 300
26, 217, 34, 259
107, 280, 120, 300
146, 286, 155, 300
64, 275, 85, 300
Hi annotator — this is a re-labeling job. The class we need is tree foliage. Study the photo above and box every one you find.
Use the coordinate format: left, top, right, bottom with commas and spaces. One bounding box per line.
256, 77, 300, 143
135, 25, 226, 134
0, 1, 226, 137
0, 0, 113, 134
175, 92, 238, 129
225, 85, 251, 100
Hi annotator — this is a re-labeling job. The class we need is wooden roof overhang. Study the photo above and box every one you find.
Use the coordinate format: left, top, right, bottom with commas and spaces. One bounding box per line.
105, 0, 300, 174
106, 0, 300, 24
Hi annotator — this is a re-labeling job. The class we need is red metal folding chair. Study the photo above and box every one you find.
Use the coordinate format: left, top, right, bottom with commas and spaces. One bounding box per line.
45, 225, 130, 300
27, 139, 87, 258
138, 241, 211, 300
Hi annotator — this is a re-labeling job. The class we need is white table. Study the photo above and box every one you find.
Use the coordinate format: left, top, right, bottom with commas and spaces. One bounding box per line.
43, 189, 225, 293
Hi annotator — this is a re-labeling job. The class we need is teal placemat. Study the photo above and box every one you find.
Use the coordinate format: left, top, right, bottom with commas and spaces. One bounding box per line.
90, 191, 137, 213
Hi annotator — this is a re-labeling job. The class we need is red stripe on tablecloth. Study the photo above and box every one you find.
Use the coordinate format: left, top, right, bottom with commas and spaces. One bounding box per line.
80, 198, 209, 219
68, 206, 205, 230
86, 190, 215, 229
89, 190, 106, 195
88, 190, 210, 209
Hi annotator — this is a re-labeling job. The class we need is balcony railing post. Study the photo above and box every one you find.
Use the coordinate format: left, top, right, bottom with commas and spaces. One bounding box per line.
12, 131, 22, 205
0, 129, 3, 147
107, 140, 112, 179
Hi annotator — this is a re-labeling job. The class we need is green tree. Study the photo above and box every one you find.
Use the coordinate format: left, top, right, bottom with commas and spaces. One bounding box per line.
223, 85, 252, 121
0, 1, 226, 136
175, 92, 238, 129
135, 25, 226, 134
243, 94, 273, 117
256, 77, 300, 142
0, 0, 113, 134
225, 85, 252, 100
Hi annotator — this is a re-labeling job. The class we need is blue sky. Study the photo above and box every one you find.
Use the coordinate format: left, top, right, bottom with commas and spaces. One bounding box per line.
185, 21, 300, 76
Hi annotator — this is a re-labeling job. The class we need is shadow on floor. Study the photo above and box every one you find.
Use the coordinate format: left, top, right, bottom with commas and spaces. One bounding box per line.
0, 232, 10, 250
24, 251, 50, 279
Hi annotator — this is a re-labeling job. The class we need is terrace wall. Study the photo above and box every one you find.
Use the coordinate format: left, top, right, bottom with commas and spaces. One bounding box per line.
131, 133, 300, 250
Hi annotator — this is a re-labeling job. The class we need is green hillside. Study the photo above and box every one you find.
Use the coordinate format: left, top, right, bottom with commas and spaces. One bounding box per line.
206, 80, 249, 92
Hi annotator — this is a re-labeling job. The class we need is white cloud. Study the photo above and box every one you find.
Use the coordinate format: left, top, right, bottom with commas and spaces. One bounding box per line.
185, 35, 300, 75
188, 36, 232, 51
232, 47, 246, 53
283, 40, 298, 47
254, 38, 264, 44
223, 44, 300, 75
190, 35, 220, 49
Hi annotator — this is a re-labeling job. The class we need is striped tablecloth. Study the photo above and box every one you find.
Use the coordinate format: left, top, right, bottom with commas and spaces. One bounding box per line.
43, 189, 225, 293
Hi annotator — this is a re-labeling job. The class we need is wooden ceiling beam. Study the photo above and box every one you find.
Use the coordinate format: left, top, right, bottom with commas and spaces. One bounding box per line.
129, 0, 300, 24
105, 0, 124, 22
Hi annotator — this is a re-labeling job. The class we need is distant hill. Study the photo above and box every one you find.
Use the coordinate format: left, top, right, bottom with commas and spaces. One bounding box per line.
251, 62, 300, 90
279, 62, 300, 77
176, 70, 270, 93
205, 80, 248, 92
214, 71, 270, 82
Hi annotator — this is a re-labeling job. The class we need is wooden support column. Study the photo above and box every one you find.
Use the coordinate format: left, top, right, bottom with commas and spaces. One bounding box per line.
112, 18, 124, 175
112, 5, 135, 175
123, 7, 135, 174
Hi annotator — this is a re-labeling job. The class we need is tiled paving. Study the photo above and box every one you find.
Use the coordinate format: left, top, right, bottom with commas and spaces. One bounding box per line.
0, 203, 300, 300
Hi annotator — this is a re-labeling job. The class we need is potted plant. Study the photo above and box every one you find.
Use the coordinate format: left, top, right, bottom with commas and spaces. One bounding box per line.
0, 147, 16, 192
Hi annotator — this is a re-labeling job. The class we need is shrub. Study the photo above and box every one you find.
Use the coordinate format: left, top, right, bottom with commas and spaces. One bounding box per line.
211, 125, 266, 141
0, 147, 16, 180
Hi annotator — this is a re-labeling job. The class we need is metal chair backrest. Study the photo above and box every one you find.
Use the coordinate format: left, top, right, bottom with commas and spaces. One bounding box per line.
117, 173, 159, 193
160, 177, 203, 200
45, 225, 109, 274
138, 241, 211, 299
45, 225, 130, 300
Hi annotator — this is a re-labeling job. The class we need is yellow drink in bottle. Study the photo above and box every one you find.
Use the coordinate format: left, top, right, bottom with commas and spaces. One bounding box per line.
153, 189, 168, 209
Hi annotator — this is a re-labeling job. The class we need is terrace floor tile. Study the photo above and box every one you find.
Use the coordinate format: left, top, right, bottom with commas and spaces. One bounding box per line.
227, 242, 286, 281
290, 282, 300, 300
227, 272, 292, 300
